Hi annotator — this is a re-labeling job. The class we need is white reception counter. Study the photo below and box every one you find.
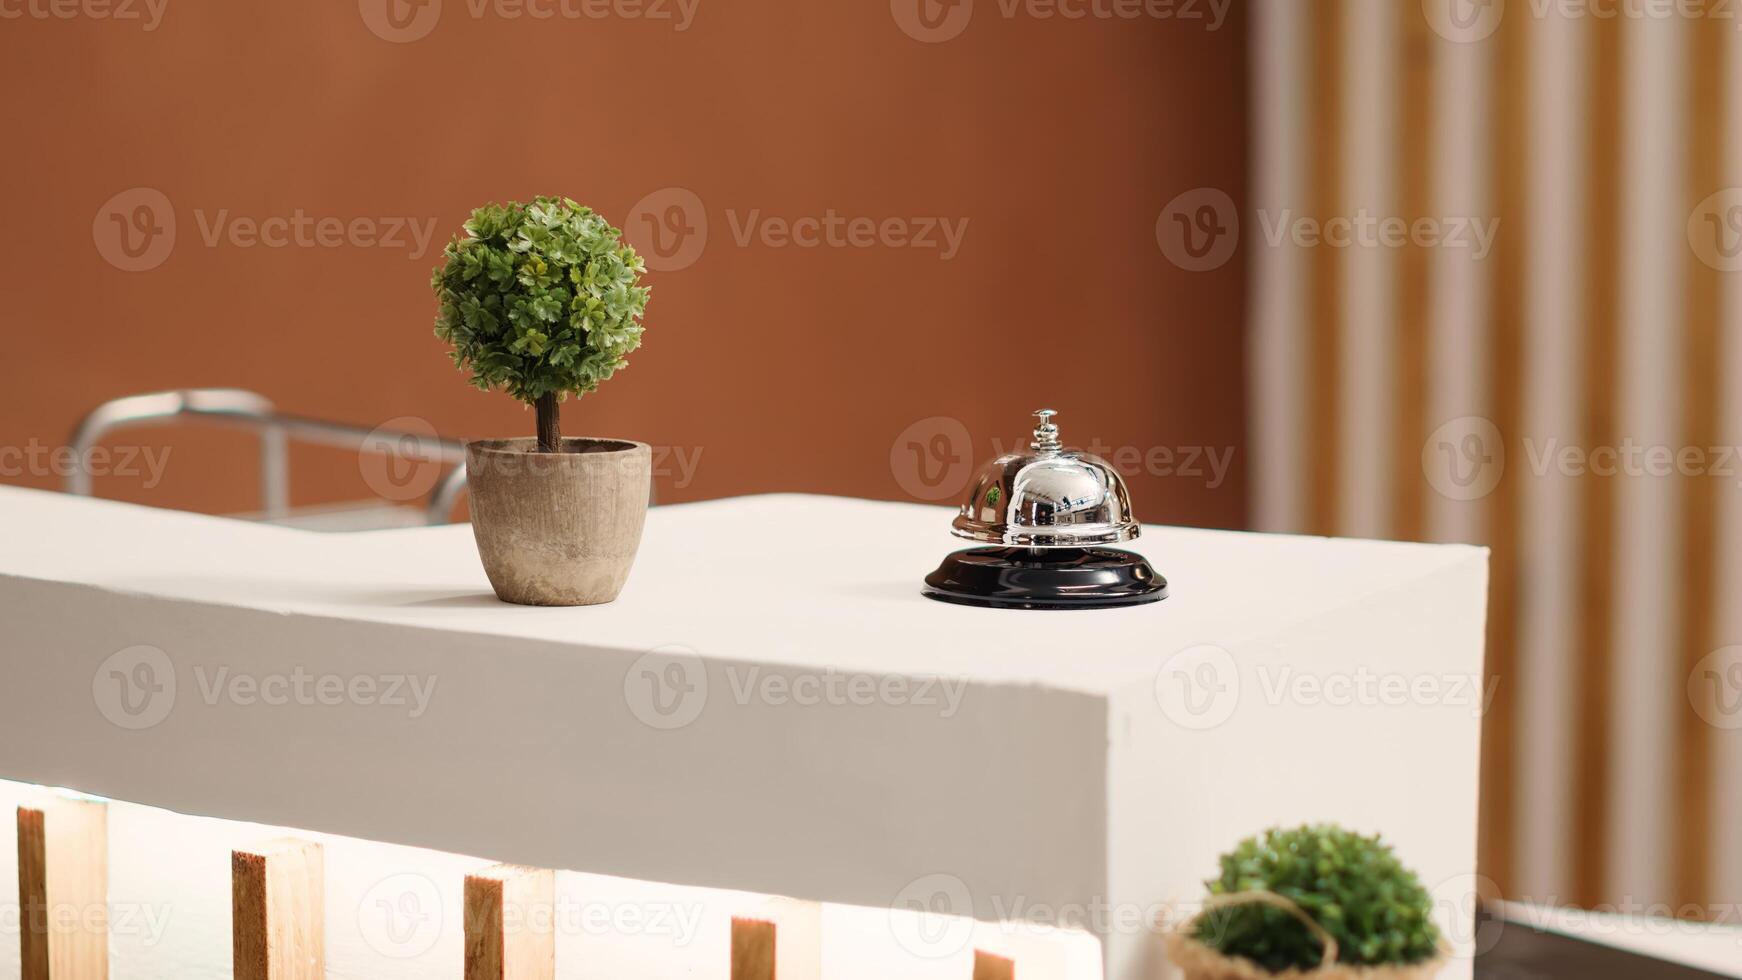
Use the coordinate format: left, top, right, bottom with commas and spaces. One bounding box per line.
0, 488, 1489, 979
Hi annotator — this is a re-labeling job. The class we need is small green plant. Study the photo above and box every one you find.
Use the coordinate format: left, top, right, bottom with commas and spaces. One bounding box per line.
1193, 824, 1441, 972
432, 196, 649, 452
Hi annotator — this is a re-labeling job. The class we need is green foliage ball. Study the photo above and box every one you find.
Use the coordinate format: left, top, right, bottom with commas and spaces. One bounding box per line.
432, 197, 649, 405
1194, 824, 1441, 972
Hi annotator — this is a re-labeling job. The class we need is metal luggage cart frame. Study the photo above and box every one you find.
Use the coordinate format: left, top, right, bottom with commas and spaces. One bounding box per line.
65, 388, 470, 526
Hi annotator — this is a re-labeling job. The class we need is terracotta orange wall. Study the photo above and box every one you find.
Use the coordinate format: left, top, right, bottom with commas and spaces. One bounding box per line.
0, 2, 1247, 528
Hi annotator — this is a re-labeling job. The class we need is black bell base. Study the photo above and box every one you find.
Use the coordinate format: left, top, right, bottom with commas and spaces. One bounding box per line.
922, 546, 1168, 610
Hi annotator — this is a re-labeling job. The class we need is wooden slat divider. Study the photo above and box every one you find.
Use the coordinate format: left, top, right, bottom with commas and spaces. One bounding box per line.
17, 799, 108, 980
1571, 7, 1624, 910
1479, 0, 1531, 900
1673, 13, 1728, 916
730, 917, 777, 980
232, 838, 325, 980
1392, 5, 1435, 545
731, 899, 821, 980
1307, 0, 1346, 538
464, 864, 555, 980
974, 949, 1016, 980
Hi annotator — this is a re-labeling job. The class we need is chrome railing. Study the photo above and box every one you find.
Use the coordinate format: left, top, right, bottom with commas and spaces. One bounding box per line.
65, 388, 467, 525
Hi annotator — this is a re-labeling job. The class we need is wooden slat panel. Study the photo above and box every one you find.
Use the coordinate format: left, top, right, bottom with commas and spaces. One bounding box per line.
1392, 9, 1435, 545
1673, 13, 1727, 915
1308, 0, 1345, 537
974, 949, 1016, 980
17, 800, 107, 980
730, 917, 777, 980
1480, 0, 1531, 900
464, 864, 555, 980
232, 839, 324, 980
1571, 9, 1624, 909
731, 900, 821, 980
1264, 0, 1737, 914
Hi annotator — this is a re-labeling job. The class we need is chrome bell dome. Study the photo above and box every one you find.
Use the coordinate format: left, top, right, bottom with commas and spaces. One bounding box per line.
951, 409, 1141, 548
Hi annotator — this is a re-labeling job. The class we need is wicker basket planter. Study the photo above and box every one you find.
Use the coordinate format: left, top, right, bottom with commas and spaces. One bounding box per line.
1164, 892, 1450, 980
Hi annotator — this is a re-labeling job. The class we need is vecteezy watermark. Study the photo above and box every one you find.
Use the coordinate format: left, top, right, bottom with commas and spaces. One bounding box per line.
889, 416, 975, 501
622, 646, 970, 731
92, 645, 440, 730
727, 210, 969, 260
359, 0, 700, 42
889, 415, 1236, 502
1427, 0, 1742, 45
722, 667, 967, 717
1496, 896, 1742, 936
891, 874, 1177, 959
1154, 644, 1497, 731
1425, 418, 1742, 501
1531, 0, 1742, 24
1689, 188, 1742, 272
1524, 437, 1742, 486
1256, 209, 1499, 260
1153, 644, 1240, 730
1156, 188, 1239, 272
1080, 439, 1234, 489
623, 187, 969, 271
0, 440, 172, 488
1421, 0, 1505, 43
92, 189, 439, 272
359, 873, 445, 959
93, 187, 176, 272
1422, 416, 1506, 502
991, 895, 1166, 939
623, 646, 707, 730
1156, 190, 1499, 272
1, 900, 174, 947
192, 666, 438, 716
357, 0, 442, 42
1430, 872, 1507, 959
1258, 665, 1496, 718
192, 209, 438, 260
359, 868, 705, 958
890, 873, 977, 958
624, 187, 709, 272
554, 899, 703, 945
891, 0, 1231, 44
360, 417, 451, 504
357, 0, 696, 42
92, 645, 178, 731
0, 0, 168, 30
1689, 645, 1742, 730
1431, 872, 1742, 963
460, 893, 706, 945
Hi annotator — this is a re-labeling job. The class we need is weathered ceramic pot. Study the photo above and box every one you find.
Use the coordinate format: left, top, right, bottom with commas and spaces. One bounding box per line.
465, 437, 651, 606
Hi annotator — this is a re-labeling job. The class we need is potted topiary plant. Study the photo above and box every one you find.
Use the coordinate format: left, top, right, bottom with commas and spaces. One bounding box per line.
1166, 824, 1449, 980
432, 196, 652, 606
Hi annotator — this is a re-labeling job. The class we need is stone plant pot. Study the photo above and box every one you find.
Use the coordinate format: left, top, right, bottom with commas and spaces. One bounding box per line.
465, 437, 652, 606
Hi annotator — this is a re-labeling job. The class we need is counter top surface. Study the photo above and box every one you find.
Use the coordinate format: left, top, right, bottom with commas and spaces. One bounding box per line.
0, 486, 1483, 694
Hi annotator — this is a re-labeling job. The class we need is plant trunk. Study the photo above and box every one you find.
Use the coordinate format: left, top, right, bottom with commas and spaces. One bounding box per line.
536, 393, 561, 453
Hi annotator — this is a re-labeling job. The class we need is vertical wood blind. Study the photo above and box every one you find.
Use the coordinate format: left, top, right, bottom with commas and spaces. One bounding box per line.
1251, 0, 1740, 913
